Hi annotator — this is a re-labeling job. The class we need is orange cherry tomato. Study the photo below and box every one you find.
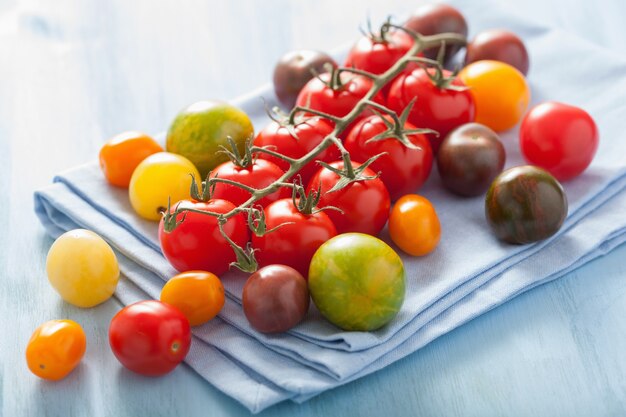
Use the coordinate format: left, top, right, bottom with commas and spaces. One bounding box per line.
25, 320, 87, 381
160, 271, 225, 326
389, 194, 441, 256
458, 60, 530, 132
99, 131, 163, 187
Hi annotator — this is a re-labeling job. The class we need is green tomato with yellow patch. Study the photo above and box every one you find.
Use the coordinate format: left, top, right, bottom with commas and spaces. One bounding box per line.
308, 233, 405, 331
166, 100, 254, 178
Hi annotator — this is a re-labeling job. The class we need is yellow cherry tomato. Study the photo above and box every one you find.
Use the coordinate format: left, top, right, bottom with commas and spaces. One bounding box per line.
128, 152, 201, 221
46, 229, 120, 308
160, 271, 225, 326
389, 194, 441, 256
99, 131, 163, 188
458, 60, 530, 132
26, 320, 87, 381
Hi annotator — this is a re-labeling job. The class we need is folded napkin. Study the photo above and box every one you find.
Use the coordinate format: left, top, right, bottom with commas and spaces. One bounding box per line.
33, 0, 626, 412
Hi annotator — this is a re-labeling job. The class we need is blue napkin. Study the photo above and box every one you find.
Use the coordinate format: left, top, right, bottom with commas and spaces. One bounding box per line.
33, 0, 626, 412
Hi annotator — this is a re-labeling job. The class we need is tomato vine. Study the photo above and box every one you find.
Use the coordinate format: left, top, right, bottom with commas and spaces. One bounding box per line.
162, 22, 467, 272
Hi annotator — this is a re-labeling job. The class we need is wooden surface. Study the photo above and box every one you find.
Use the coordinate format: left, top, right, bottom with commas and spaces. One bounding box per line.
1, 0, 626, 415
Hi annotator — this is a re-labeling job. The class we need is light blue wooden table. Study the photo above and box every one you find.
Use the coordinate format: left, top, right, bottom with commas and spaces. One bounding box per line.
2, 1, 625, 415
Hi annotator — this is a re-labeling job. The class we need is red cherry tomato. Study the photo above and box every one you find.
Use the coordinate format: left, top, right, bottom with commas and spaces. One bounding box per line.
251, 199, 337, 277
109, 300, 191, 377
344, 115, 433, 200
344, 30, 414, 75
520, 102, 599, 181
307, 161, 390, 236
295, 72, 385, 135
209, 158, 290, 207
253, 117, 339, 184
387, 68, 475, 153
158, 199, 249, 275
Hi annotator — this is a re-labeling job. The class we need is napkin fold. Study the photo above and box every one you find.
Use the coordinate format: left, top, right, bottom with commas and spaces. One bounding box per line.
33, 0, 626, 412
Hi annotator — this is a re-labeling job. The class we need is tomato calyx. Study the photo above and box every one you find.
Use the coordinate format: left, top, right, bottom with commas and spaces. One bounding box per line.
247, 205, 294, 237
420, 62, 467, 91
287, 177, 341, 216
161, 200, 189, 233
317, 152, 384, 193
360, 17, 395, 44
292, 179, 323, 215
217, 137, 256, 169
366, 100, 437, 149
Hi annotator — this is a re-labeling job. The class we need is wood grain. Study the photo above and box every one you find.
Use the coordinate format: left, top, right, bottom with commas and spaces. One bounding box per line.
1, 0, 625, 416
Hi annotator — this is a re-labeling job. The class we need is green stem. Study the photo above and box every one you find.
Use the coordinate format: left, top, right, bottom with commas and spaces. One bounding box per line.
338, 67, 379, 80
208, 177, 258, 193
289, 106, 343, 125
251, 146, 297, 164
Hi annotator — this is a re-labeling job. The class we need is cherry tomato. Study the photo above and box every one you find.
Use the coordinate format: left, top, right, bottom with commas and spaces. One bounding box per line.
520, 102, 599, 181
242, 265, 310, 333
307, 160, 390, 236
309, 233, 405, 331
99, 131, 163, 188
160, 271, 225, 326
26, 320, 86, 381
159, 199, 249, 276
46, 229, 119, 308
344, 115, 433, 200
387, 68, 475, 153
129, 152, 201, 221
458, 60, 530, 132
166, 100, 254, 178
295, 72, 385, 133
389, 194, 441, 256
253, 117, 339, 185
209, 158, 290, 207
403, 4, 468, 62
109, 300, 191, 376
344, 30, 414, 75
251, 199, 337, 277
273, 50, 337, 109
486, 166, 568, 244
465, 29, 529, 75
437, 123, 505, 197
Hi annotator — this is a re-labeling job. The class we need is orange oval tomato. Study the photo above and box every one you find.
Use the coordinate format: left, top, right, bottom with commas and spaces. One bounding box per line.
160, 271, 225, 326
99, 131, 163, 187
25, 320, 87, 381
389, 194, 441, 256
458, 60, 530, 132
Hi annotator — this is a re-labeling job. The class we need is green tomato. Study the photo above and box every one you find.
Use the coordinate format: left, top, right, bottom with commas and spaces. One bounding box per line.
166, 100, 254, 177
46, 229, 120, 308
308, 233, 405, 331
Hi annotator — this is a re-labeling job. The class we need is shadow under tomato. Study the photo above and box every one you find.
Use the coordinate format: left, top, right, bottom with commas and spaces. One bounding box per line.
31, 363, 96, 416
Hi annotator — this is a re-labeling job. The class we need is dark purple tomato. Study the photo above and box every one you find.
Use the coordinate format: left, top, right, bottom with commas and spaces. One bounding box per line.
485, 165, 568, 244
403, 4, 468, 62
273, 50, 338, 109
465, 29, 530, 75
242, 265, 310, 333
437, 123, 505, 197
